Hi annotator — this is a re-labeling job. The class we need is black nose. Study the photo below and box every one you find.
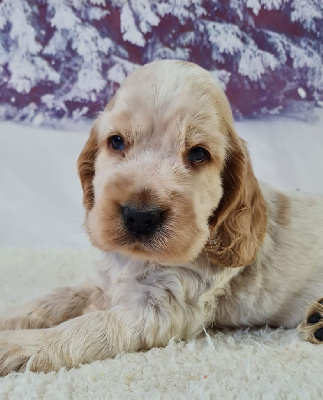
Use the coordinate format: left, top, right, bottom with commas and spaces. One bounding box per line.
121, 205, 163, 235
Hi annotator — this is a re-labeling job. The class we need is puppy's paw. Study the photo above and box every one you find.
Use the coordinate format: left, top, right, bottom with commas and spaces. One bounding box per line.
298, 298, 323, 344
0, 330, 55, 376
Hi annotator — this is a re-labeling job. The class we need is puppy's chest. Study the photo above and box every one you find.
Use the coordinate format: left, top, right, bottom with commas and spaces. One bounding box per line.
93, 256, 205, 307
92, 253, 256, 328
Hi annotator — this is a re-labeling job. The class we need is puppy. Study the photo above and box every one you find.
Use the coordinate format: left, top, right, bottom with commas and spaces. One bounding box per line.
0, 60, 322, 376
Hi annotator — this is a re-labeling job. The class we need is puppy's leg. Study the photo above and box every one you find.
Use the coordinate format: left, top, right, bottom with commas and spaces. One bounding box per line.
0, 282, 205, 375
297, 298, 323, 343
0, 285, 107, 331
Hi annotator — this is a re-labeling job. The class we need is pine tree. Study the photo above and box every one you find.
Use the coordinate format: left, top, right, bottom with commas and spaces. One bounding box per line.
0, 0, 322, 125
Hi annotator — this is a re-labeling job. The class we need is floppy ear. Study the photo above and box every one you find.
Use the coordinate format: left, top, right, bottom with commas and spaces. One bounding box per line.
204, 122, 267, 268
78, 95, 117, 211
77, 125, 99, 212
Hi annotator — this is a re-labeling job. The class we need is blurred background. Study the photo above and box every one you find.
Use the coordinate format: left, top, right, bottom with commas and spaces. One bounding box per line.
0, 0, 322, 249
0, 0, 322, 124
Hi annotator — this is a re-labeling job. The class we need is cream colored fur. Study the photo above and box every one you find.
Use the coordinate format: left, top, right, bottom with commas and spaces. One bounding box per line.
0, 60, 322, 375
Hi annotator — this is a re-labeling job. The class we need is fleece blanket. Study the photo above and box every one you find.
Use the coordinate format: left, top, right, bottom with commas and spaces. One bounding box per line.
0, 248, 322, 400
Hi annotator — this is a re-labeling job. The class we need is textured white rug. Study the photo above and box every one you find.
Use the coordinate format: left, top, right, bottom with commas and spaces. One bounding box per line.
0, 249, 322, 400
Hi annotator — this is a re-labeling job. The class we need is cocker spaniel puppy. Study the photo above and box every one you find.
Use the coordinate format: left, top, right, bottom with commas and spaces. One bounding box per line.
0, 60, 322, 375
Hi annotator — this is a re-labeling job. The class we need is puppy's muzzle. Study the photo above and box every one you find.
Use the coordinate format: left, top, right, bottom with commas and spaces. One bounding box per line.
121, 204, 164, 236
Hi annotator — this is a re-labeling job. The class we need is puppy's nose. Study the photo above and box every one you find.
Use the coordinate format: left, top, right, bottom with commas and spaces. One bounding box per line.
121, 205, 163, 235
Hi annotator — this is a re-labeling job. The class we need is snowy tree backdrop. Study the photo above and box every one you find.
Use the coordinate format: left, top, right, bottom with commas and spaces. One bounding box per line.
0, 0, 322, 125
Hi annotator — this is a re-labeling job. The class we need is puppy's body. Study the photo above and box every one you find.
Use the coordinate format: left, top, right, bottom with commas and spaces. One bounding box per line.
1, 60, 322, 375
89, 182, 323, 334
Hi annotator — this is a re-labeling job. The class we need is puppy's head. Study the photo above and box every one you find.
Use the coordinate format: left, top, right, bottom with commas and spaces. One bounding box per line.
78, 60, 267, 267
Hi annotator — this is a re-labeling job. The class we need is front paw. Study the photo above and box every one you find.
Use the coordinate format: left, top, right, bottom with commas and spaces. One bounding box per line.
298, 298, 323, 344
0, 330, 55, 376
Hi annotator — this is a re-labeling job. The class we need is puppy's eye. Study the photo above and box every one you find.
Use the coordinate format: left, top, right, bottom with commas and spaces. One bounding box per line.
109, 135, 125, 151
188, 147, 208, 163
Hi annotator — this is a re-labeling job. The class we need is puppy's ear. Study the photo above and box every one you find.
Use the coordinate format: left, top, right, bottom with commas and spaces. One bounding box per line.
205, 122, 267, 268
77, 124, 99, 212
78, 95, 117, 211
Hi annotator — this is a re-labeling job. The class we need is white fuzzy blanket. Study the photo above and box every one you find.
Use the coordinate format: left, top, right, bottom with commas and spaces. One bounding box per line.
0, 249, 322, 399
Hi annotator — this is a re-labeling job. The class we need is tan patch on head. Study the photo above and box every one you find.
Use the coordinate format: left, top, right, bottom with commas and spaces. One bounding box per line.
274, 193, 291, 226
175, 60, 198, 68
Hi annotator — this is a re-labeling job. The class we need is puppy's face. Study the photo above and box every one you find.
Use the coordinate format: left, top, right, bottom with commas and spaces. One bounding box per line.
78, 61, 266, 266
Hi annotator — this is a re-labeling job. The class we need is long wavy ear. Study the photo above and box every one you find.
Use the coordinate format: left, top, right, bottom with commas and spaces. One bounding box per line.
204, 122, 267, 268
77, 124, 99, 212
78, 95, 116, 211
